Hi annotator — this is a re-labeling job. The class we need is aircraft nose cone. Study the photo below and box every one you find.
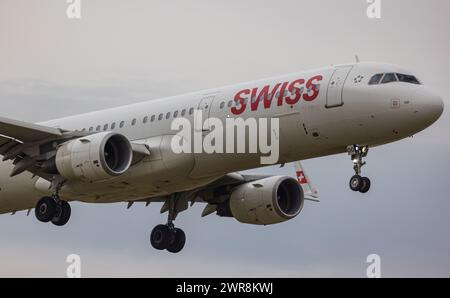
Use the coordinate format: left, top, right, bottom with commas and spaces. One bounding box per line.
427, 93, 444, 123
414, 89, 444, 126
435, 95, 444, 119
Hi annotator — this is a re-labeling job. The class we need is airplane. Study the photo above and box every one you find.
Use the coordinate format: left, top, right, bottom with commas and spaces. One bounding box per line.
0, 62, 444, 253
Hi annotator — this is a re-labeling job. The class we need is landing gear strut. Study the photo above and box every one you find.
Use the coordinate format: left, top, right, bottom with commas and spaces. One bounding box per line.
150, 194, 186, 253
35, 178, 71, 226
347, 145, 371, 193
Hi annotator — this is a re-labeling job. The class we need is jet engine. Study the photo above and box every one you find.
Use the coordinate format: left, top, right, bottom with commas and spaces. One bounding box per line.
53, 132, 133, 182
217, 176, 304, 225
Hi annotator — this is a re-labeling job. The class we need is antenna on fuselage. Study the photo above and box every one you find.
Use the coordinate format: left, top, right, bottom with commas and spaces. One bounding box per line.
355, 55, 360, 63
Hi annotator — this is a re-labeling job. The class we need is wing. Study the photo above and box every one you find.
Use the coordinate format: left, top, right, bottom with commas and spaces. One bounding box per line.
0, 116, 149, 179
142, 163, 319, 219
0, 116, 63, 142
192, 163, 320, 217
0, 117, 74, 179
128, 172, 273, 217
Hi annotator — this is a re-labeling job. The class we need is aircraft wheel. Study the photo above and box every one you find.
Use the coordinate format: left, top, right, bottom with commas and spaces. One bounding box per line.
35, 197, 57, 223
359, 177, 371, 194
349, 175, 363, 192
150, 224, 171, 250
51, 201, 72, 226
167, 228, 186, 254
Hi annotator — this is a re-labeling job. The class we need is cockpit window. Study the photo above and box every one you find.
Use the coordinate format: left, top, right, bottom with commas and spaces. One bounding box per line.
369, 72, 421, 86
396, 73, 421, 84
381, 73, 398, 84
368, 74, 383, 85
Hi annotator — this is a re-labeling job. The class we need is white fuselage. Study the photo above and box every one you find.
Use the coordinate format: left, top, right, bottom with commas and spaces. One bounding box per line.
0, 62, 443, 213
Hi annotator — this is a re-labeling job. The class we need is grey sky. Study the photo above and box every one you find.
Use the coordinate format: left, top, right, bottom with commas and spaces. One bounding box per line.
0, 0, 449, 277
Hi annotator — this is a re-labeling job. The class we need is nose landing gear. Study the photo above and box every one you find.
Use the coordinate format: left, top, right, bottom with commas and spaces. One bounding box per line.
347, 145, 371, 193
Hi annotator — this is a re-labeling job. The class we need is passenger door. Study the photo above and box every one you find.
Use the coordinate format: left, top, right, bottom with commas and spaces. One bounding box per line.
197, 95, 215, 132
326, 66, 353, 108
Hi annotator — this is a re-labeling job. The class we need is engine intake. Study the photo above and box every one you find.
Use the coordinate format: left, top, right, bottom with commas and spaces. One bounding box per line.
221, 176, 304, 225
55, 132, 132, 182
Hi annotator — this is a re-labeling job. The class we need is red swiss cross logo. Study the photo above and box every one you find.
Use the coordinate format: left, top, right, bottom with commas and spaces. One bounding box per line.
296, 171, 308, 184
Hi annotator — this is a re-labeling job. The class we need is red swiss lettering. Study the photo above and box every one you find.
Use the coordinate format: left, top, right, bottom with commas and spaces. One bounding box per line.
231, 74, 323, 114
303, 75, 323, 102
277, 82, 289, 106
250, 83, 281, 111
231, 89, 250, 115
285, 79, 305, 105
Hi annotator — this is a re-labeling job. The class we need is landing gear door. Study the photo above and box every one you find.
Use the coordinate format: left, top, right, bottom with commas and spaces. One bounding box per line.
197, 95, 215, 132
326, 66, 353, 108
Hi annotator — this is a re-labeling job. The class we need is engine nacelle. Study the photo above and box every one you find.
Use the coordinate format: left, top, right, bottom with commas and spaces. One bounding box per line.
225, 176, 304, 225
55, 132, 133, 182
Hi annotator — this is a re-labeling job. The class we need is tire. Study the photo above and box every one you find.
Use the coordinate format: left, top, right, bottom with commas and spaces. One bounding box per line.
167, 228, 186, 254
349, 175, 363, 192
359, 177, 371, 194
150, 225, 171, 250
51, 201, 72, 226
35, 197, 57, 223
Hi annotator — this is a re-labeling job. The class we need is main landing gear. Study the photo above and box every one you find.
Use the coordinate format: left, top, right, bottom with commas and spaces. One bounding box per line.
150, 194, 186, 253
347, 145, 371, 193
35, 196, 71, 226
35, 179, 71, 226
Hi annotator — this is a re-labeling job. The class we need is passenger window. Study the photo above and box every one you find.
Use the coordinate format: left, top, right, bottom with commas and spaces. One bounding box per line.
111, 122, 116, 130
381, 73, 397, 84
181, 109, 186, 116
119, 121, 125, 128
220, 102, 225, 109
228, 100, 233, 108
158, 114, 163, 121
166, 112, 171, 119
143, 116, 148, 124
132, 119, 137, 126
96, 125, 101, 131
174, 111, 179, 118
89, 127, 94, 132
103, 124, 108, 131
151, 115, 156, 122
189, 108, 194, 115
368, 74, 383, 85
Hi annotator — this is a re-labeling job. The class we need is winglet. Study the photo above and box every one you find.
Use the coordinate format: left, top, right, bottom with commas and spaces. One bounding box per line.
294, 161, 320, 202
